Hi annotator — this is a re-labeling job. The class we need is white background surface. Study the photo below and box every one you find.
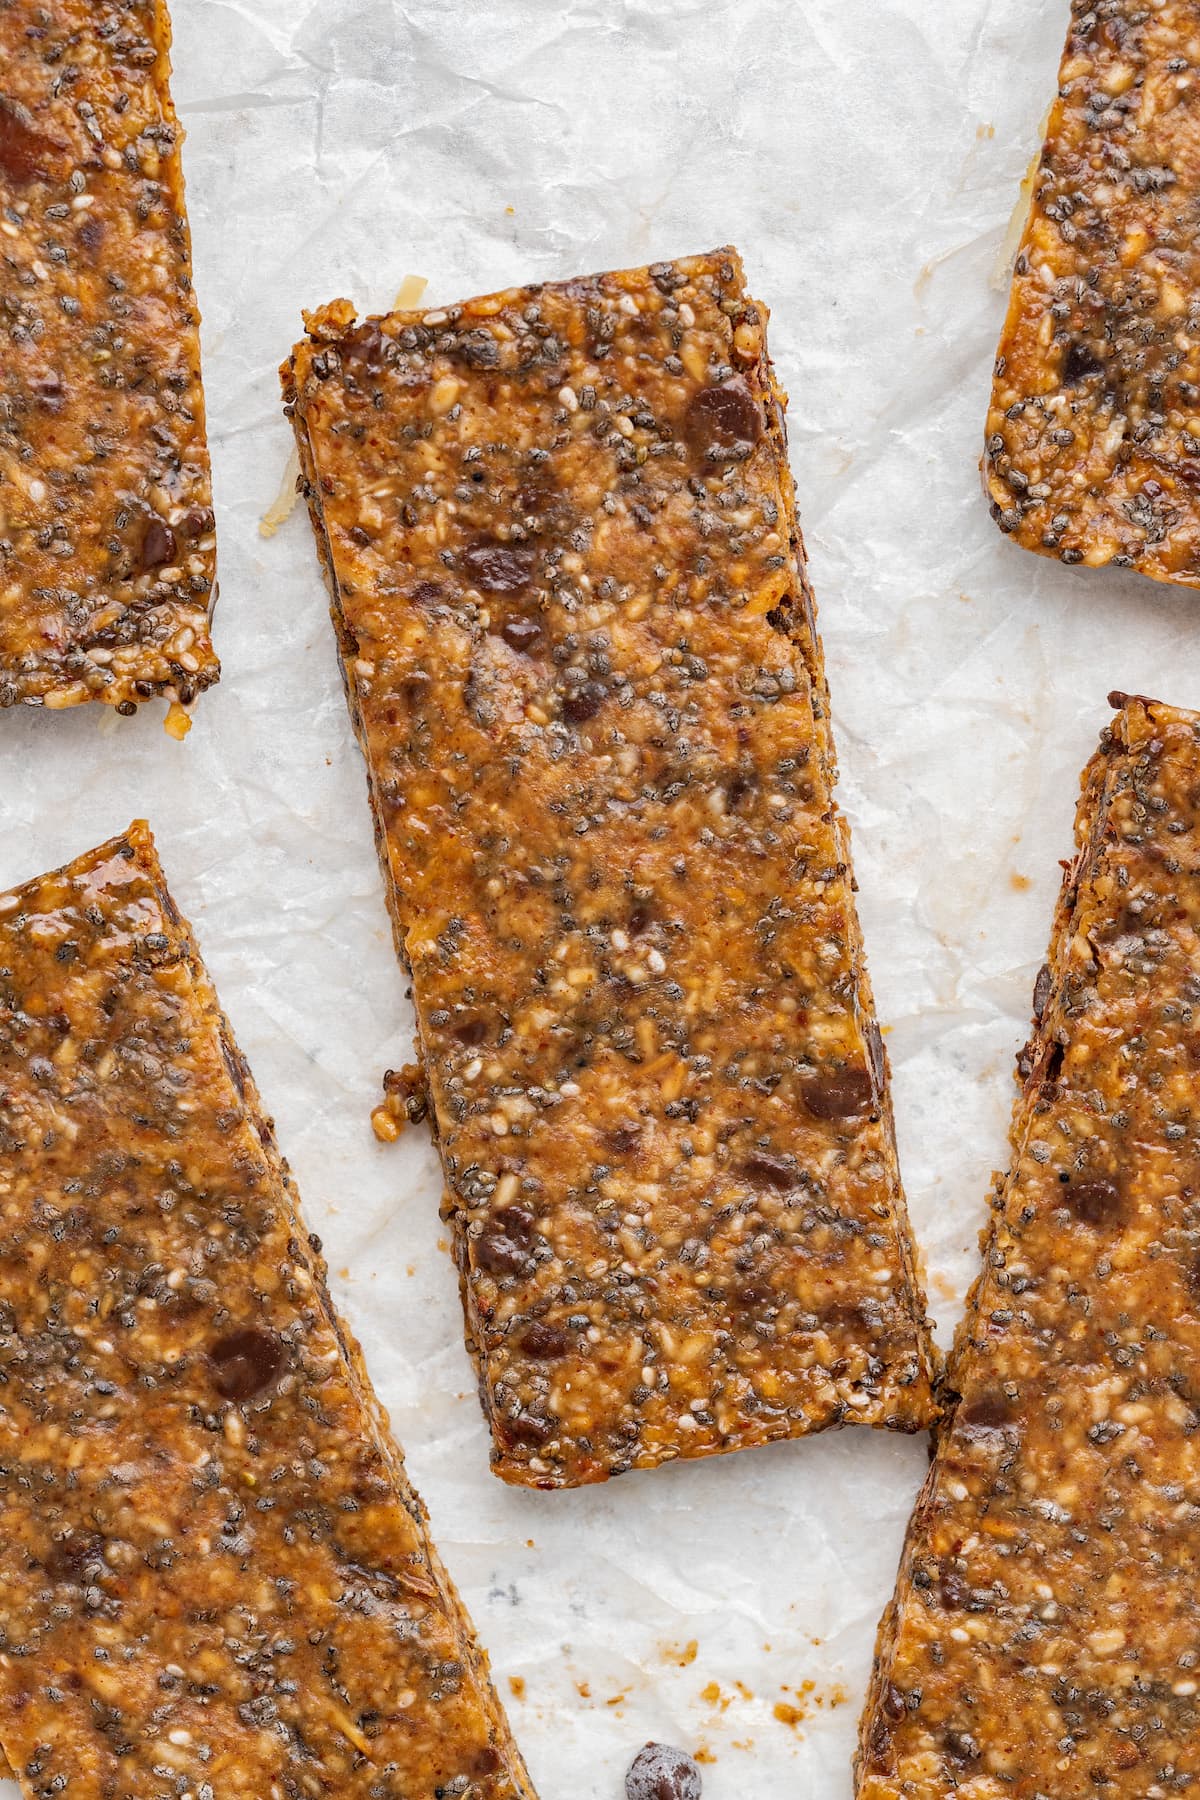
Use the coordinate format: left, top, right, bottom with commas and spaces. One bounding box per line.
4, 1, 1195, 1794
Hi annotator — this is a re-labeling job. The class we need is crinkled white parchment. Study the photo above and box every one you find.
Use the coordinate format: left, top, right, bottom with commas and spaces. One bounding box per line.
5, 1, 1194, 1794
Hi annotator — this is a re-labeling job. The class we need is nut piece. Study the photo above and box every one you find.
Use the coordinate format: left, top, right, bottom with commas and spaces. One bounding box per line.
282, 249, 939, 1489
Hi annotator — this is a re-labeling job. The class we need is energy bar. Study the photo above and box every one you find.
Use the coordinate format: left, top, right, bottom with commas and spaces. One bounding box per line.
283, 247, 939, 1488
0, 825, 533, 1800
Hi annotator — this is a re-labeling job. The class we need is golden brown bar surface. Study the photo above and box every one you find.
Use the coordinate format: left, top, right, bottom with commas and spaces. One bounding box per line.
0, 0, 218, 711
0, 825, 534, 1800
858, 695, 1200, 1800
282, 247, 938, 1489
985, 2, 1200, 587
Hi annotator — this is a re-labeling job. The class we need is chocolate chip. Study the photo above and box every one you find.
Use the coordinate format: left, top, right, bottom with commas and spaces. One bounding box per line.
452, 1016, 489, 1047
740, 1150, 796, 1189
476, 1209, 536, 1277
1032, 963, 1053, 1021
883, 1684, 906, 1722
0, 95, 63, 184
1062, 341, 1103, 384
184, 507, 215, 538
938, 1570, 967, 1610
562, 681, 606, 723
1064, 1177, 1122, 1227
409, 579, 443, 607
626, 1743, 703, 1800
210, 1327, 286, 1402
463, 541, 534, 593
801, 1069, 874, 1120
867, 1715, 894, 1766
960, 1391, 1010, 1434
43, 1532, 104, 1585
77, 215, 105, 256
496, 1205, 535, 1243
727, 770, 756, 809
141, 519, 177, 571
499, 616, 543, 654
30, 372, 63, 411
1038, 1040, 1065, 1092
508, 1409, 554, 1445
730, 1276, 772, 1310
607, 1121, 642, 1154
474, 1746, 502, 1777
477, 1236, 531, 1277
684, 377, 761, 458
517, 1321, 570, 1359
817, 1300, 867, 1336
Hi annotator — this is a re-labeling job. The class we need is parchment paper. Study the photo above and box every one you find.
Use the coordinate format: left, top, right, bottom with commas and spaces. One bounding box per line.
5, 1, 1195, 1794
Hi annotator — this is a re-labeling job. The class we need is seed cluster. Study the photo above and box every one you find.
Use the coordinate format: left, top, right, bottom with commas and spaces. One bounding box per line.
986, 0, 1200, 586
859, 696, 1200, 1798
283, 248, 939, 1489
0, 0, 218, 710
0, 826, 532, 1800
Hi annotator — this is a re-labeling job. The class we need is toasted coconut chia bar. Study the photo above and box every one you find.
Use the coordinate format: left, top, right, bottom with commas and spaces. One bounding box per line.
0, 825, 534, 1800
282, 247, 938, 1489
0, 1, 218, 711
858, 694, 1200, 1799
985, 2, 1200, 586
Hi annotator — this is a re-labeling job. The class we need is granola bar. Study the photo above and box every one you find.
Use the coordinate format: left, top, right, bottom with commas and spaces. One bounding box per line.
0, 0, 218, 711
858, 694, 1200, 1798
282, 247, 939, 1489
0, 824, 534, 1800
984, 1, 1200, 586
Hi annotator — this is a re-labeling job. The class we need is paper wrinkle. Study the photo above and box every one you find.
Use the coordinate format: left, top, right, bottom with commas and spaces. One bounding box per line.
1, 0, 1191, 1793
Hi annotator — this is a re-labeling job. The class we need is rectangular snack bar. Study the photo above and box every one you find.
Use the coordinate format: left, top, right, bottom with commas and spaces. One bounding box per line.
0, 0, 218, 711
282, 247, 939, 1489
858, 694, 1200, 1798
0, 825, 534, 1800
985, 2, 1200, 586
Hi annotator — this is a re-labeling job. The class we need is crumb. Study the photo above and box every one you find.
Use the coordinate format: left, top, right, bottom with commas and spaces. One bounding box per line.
508, 1677, 525, 1701
164, 700, 192, 740
1010, 871, 1032, 892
